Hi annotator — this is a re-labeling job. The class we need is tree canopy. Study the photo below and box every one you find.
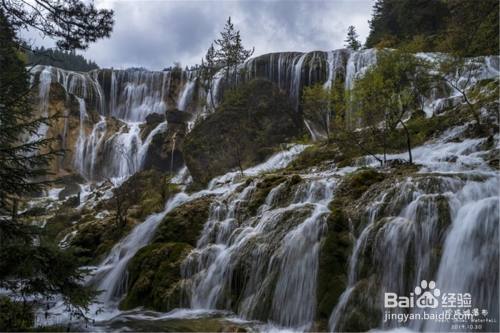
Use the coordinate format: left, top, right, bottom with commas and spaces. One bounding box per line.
0, 1, 114, 329
365, 0, 499, 56
344, 25, 362, 51
1, 0, 114, 50
26, 46, 99, 71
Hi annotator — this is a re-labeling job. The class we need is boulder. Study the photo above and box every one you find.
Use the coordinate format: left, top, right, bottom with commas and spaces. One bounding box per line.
183, 79, 303, 185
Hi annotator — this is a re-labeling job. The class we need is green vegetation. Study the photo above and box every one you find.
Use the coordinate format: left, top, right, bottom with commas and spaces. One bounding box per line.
26, 47, 99, 72
302, 45, 497, 169
0, 296, 34, 331
0, 2, 113, 328
200, 16, 254, 111
119, 242, 192, 311
154, 196, 213, 246
302, 84, 332, 140
365, 0, 498, 56
120, 196, 213, 311
317, 168, 385, 322
344, 25, 361, 51
184, 79, 302, 185
350, 49, 433, 164
68, 170, 178, 264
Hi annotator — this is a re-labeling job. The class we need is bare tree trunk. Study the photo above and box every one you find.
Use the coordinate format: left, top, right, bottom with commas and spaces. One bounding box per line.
400, 119, 413, 164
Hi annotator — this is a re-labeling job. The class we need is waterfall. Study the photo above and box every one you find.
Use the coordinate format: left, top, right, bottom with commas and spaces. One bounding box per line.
425, 177, 499, 331
344, 48, 378, 91
177, 72, 197, 111
109, 70, 168, 121
178, 145, 337, 330
138, 121, 169, 168
85, 116, 107, 180
30, 65, 179, 181
74, 97, 88, 174
328, 127, 499, 332
30, 52, 499, 181
90, 144, 307, 309
33, 66, 53, 140
92, 192, 192, 304
291, 54, 308, 110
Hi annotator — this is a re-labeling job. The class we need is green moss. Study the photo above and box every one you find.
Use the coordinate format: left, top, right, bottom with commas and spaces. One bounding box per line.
43, 207, 81, 242
246, 175, 286, 215
286, 144, 339, 172
334, 277, 382, 332
336, 168, 386, 204
317, 168, 386, 320
154, 196, 213, 246
111, 170, 179, 220
119, 242, 192, 311
70, 216, 133, 264
111, 193, 211, 309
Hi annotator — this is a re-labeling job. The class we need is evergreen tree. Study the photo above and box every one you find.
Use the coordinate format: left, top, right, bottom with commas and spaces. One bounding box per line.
344, 25, 361, 51
0, 1, 113, 329
200, 43, 218, 110
438, 0, 499, 57
214, 17, 254, 84
0, 9, 97, 327
26, 46, 99, 71
364, 0, 498, 55
1, 0, 114, 50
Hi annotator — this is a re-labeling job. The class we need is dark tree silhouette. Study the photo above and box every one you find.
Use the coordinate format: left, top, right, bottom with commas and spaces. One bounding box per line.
1, 0, 114, 50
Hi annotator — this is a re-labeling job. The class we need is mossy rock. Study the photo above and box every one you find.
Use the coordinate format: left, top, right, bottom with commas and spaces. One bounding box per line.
246, 175, 286, 215
316, 168, 386, 320
332, 277, 383, 332
100, 170, 179, 220
119, 242, 192, 311
286, 144, 340, 172
43, 207, 81, 241
70, 216, 134, 264
154, 196, 213, 246
183, 79, 303, 185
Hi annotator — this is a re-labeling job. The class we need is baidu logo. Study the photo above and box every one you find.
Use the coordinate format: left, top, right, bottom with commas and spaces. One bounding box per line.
383, 280, 493, 326
385, 280, 441, 308
415, 280, 440, 308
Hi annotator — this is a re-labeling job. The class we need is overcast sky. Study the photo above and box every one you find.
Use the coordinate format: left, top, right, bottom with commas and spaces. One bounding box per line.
25, 0, 375, 70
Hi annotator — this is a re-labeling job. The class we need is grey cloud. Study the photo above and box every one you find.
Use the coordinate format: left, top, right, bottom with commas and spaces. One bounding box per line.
27, 0, 375, 70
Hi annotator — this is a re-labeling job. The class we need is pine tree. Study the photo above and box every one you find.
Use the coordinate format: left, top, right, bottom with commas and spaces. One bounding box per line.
1, 0, 114, 50
344, 25, 362, 51
0, 1, 113, 328
214, 17, 254, 84
200, 43, 218, 110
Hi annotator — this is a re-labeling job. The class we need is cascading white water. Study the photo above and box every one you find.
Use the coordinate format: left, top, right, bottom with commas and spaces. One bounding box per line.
30, 65, 187, 181
74, 97, 88, 174
109, 70, 168, 121
328, 127, 500, 332
323, 49, 347, 90
90, 144, 308, 310
32, 66, 53, 140
344, 48, 377, 91
93, 192, 191, 304
179, 146, 338, 330
177, 72, 197, 111
28, 48, 499, 332
30, 52, 499, 181
291, 53, 308, 110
